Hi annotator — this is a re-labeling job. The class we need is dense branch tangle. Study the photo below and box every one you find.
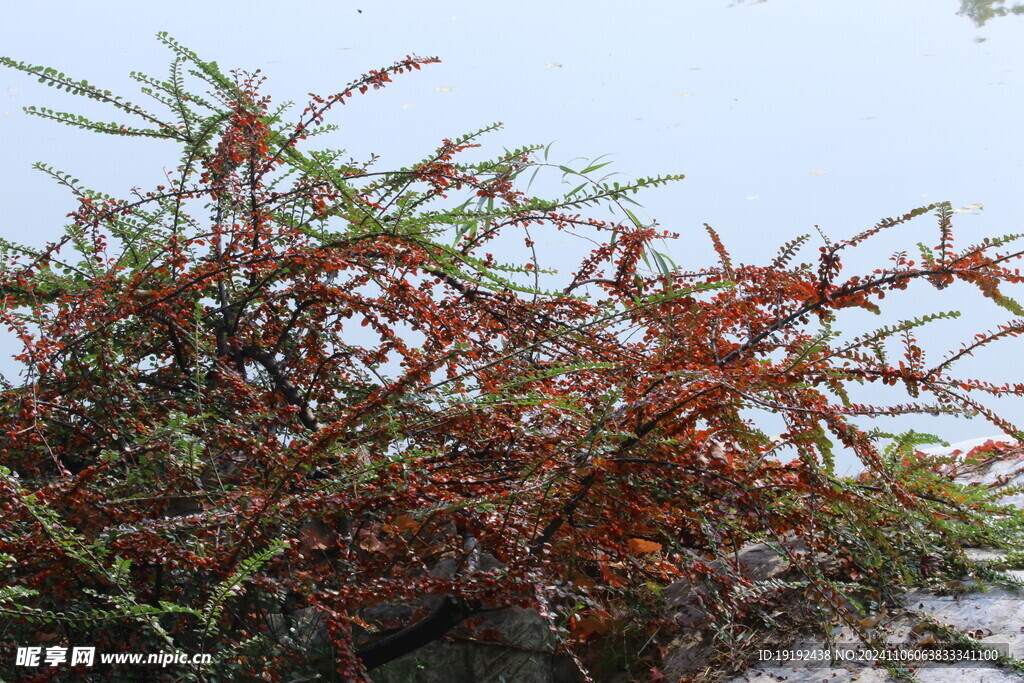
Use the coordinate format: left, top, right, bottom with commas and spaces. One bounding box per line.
1, 34, 1023, 681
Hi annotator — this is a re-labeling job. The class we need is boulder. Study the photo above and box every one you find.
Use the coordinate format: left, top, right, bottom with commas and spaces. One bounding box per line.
660, 539, 805, 680
370, 606, 559, 683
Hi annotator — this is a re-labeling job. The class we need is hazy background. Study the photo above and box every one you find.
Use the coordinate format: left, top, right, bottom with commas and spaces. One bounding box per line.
2, 0, 1021, 471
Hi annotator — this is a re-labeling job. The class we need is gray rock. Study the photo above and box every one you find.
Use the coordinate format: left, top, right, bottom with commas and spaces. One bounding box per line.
660, 542, 795, 678
371, 607, 559, 683
363, 549, 563, 683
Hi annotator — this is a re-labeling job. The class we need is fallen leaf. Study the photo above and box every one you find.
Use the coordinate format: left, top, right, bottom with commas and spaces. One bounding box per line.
628, 538, 662, 554
600, 563, 626, 586
357, 531, 384, 553
390, 514, 420, 533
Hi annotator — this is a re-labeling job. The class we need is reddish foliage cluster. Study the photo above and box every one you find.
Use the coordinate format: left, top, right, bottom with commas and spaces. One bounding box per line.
1, 37, 1023, 681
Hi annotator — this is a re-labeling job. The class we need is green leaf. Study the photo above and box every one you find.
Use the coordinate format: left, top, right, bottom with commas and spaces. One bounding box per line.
542, 140, 555, 161
566, 182, 587, 197
623, 208, 644, 228
580, 160, 613, 175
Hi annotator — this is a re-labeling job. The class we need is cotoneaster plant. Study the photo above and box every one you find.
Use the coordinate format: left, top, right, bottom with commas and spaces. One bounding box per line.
1, 33, 1023, 682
